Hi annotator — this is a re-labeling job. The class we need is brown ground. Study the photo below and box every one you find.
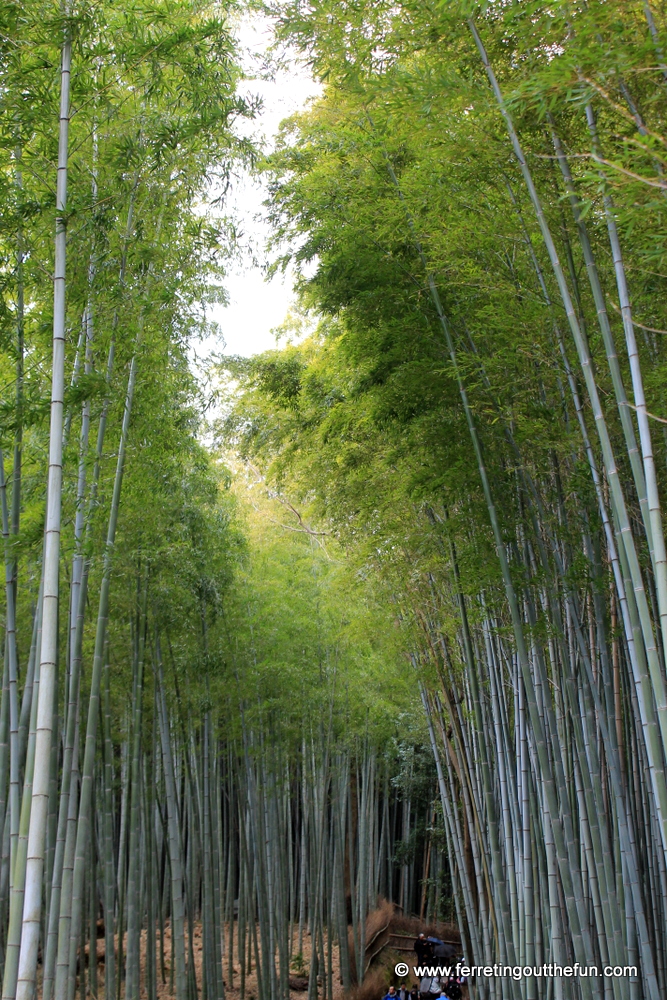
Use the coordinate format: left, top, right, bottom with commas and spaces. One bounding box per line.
77, 907, 460, 1000
82, 919, 345, 1000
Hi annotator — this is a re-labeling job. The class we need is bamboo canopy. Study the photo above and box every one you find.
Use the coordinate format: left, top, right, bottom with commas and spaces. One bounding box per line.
3, 3, 667, 1000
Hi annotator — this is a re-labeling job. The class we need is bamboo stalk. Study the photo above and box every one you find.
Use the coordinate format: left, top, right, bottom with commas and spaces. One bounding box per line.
14, 23, 72, 997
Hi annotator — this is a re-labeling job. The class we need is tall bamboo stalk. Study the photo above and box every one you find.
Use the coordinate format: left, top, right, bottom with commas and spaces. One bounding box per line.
13, 23, 71, 998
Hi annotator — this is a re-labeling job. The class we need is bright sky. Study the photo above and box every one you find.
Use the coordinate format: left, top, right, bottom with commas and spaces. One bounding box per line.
204, 15, 321, 359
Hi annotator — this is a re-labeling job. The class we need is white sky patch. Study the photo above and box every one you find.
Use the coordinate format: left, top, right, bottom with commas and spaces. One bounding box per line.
202, 14, 321, 360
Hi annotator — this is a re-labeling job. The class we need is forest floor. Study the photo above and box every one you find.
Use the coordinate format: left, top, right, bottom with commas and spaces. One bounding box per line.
79, 914, 464, 1000
82, 920, 346, 1000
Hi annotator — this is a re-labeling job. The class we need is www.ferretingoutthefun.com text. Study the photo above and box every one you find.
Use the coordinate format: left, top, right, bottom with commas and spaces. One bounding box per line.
396, 964, 638, 981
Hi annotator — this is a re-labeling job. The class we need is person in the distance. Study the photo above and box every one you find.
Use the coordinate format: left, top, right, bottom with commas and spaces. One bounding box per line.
414, 933, 433, 965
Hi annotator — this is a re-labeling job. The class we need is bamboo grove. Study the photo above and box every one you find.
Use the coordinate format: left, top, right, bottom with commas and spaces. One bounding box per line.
215, 2, 667, 1000
0, 6, 448, 1000
10, 2, 667, 1000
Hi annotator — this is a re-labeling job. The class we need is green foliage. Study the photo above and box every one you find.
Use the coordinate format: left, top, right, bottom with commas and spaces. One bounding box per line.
0, 0, 258, 747
203, 471, 419, 748
219, 0, 667, 659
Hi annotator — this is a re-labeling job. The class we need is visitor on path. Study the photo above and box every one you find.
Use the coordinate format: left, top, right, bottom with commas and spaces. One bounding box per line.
382, 986, 399, 1000
409, 985, 420, 1000
418, 975, 440, 997
442, 969, 466, 1000
414, 933, 433, 964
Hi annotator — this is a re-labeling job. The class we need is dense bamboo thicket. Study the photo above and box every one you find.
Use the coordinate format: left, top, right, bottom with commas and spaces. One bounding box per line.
216, 3, 667, 1000
9, 2, 667, 1000
0, 3, 440, 1000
